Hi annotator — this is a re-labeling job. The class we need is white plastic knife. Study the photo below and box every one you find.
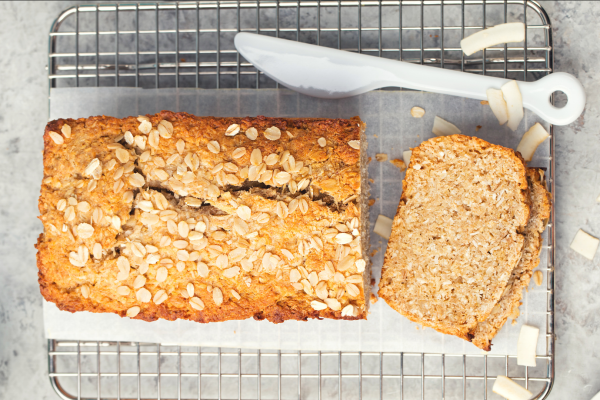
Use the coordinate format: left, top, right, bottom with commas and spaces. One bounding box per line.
234, 32, 585, 126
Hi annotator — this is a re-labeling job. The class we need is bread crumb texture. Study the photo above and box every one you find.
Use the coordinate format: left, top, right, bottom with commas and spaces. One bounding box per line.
37, 111, 369, 323
379, 134, 532, 343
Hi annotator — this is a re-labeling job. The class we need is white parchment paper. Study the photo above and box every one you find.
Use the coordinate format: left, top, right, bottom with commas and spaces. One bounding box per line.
45, 87, 550, 355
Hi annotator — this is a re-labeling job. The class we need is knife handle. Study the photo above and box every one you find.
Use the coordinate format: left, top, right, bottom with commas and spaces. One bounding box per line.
374, 57, 585, 126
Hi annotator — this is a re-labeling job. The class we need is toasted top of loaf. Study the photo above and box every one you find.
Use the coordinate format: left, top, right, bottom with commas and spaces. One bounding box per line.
37, 112, 368, 323
471, 168, 551, 350
378, 135, 529, 339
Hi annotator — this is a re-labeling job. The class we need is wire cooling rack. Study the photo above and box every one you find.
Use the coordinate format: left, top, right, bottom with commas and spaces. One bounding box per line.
47, 1, 555, 399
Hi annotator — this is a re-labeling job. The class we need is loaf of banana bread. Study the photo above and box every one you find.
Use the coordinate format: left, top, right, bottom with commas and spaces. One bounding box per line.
37, 111, 370, 323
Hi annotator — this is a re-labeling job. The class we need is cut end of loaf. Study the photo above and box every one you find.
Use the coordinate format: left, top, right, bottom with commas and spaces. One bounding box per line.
358, 120, 372, 314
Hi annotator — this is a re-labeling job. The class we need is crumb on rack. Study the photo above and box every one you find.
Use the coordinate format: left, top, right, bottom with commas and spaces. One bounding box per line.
476, 125, 482, 131
410, 106, 425, 118
533, 270, 543, 286
390, 158, 407, 171
368, 199, 376, 206
375, 153, 388, 162
481, 100, 489, 105
370, 293, 378, 304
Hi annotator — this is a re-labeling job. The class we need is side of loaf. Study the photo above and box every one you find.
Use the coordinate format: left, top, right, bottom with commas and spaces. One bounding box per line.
37, 111, 370, 323
378, 135, 530, 341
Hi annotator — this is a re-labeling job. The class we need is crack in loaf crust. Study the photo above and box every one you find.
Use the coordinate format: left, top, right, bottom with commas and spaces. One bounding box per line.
37, 111, 369, 323
471, 168, 551, 350
378, 135, 530, 341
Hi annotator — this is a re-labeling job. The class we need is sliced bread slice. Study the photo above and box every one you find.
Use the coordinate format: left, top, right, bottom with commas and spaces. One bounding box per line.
471, 168, 551, 350
378, 135, 529, 341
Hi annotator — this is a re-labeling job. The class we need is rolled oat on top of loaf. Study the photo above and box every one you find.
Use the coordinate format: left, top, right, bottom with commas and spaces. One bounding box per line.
37, 111, 370, 323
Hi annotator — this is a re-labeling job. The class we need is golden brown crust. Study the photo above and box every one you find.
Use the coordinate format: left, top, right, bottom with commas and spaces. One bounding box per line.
128, 111, 361, 204
378, 135, 530, 340
470, 168, 551, 350
38, 112, 368, 324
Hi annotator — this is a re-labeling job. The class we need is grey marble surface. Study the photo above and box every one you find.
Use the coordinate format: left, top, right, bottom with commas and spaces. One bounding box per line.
1, 1, 599, 399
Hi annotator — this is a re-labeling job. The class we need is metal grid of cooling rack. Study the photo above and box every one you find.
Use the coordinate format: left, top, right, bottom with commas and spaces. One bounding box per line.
47, 1, 555, 399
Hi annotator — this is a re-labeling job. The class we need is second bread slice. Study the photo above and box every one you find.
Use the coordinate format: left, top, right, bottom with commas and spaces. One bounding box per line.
378, 135, 529, 341
470, 168, 551, 350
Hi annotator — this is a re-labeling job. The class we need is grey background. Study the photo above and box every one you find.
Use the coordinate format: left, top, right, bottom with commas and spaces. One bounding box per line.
1, 1, 599, 399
